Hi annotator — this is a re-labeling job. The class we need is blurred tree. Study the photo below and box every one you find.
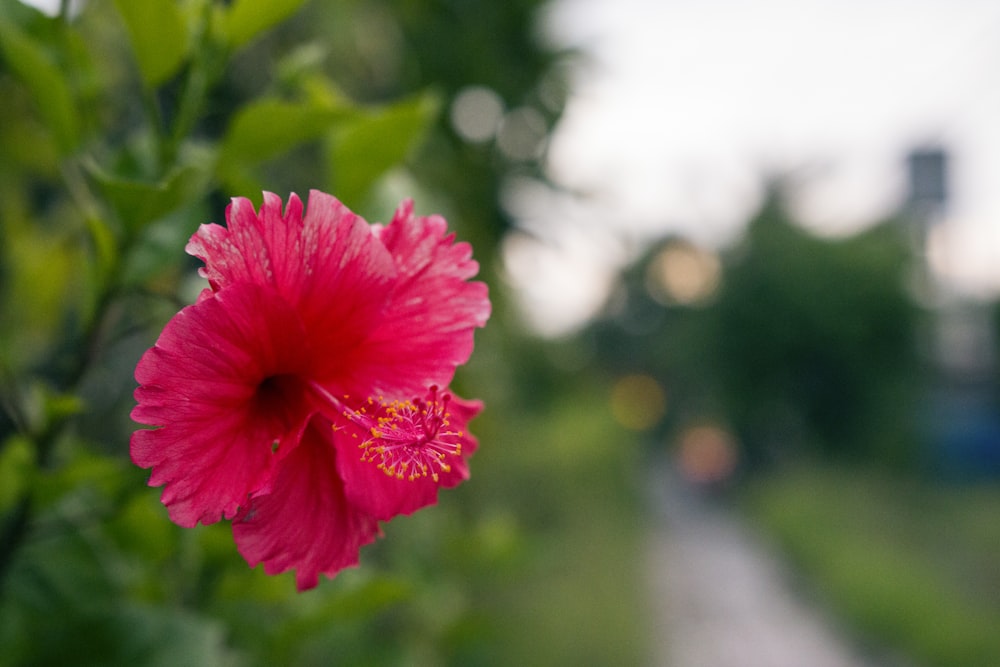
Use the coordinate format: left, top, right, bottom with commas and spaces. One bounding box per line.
587, 189, 926, 469
710, 193, 925, 467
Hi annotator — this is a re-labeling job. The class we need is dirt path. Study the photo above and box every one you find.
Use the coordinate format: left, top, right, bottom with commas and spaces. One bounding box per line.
646, 468, 891, 667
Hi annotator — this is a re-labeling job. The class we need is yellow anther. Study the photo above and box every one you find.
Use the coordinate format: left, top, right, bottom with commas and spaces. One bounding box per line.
343, 388, 466, 485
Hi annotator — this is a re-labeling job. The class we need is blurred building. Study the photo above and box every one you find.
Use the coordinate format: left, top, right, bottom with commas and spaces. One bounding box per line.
906, 147, 1000, 477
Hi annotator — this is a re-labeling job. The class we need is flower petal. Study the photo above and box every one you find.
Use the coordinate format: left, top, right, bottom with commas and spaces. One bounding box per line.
131, 283, 312, 527
359, 200, 491, 394
184, 192, 299, 295
233, 419, 381, 591
132, 190, 490, 590
186, 191, 398, 384
334, 392, 482, 520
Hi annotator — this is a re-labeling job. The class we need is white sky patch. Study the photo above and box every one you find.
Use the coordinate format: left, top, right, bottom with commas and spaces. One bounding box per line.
507, 0, 1000, 335
18, 0, 86, 16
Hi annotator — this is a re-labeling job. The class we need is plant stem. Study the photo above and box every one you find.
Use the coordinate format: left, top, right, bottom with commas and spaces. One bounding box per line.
0, 497, 30, 592
0, 156, 124, 597
164, 0, 221, 166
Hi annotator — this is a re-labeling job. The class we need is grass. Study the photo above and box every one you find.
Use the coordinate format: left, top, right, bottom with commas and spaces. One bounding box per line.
742, 466, 1000, 667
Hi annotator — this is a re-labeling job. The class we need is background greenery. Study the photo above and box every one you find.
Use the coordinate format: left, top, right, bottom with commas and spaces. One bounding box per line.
744, 466, 1000, 667
584, 180, 1000, 665
0, 0, 646, 664
3, 1, 1000, 666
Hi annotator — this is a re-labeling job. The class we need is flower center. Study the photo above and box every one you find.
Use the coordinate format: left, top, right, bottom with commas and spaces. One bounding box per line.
254, 374, 303, 453
342, 386, 463, 482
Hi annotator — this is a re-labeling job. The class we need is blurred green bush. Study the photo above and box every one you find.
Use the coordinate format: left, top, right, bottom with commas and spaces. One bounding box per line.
745, 467, 1000, 667
0, 0, 646, 664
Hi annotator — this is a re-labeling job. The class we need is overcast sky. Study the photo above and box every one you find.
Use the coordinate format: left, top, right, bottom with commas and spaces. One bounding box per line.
504, 0, 1000, 335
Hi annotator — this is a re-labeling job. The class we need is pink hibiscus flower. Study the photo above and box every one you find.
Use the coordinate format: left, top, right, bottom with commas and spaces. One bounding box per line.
131, 190, 490, 590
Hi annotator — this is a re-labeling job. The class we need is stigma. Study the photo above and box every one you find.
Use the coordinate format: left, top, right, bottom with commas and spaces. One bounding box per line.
342, 386, 463, 482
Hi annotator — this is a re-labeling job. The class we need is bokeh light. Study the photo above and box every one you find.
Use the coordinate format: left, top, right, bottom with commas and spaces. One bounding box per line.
497, 106, 548, 161
450, 85, 505, 143
675, 424, 739, 485
609, 374, 667, 431
645, 240, 721, 306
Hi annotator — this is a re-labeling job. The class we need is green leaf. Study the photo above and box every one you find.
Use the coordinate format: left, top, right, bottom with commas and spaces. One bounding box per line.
121, 212, 194, 288
113, 0, 189, 87
32, 447, 127, 507
12, 379, 83, 438
263, 573, 414, 660
328, 92, 440, 206
110, 606, 234, 667
87, 155, 213, 232
4, 493, 122, 619
0, 219, 84, 366
214, 165, 265, 204
0, 20, 80, 154
40, 385, 84, 423
0, 436, 34, 514
218, 97, 353, 175
221, 0, 307, 50
85, 215, 119, 283
323, 574, 414, 620
7, 573, 232, 667
107, 494, 178, 566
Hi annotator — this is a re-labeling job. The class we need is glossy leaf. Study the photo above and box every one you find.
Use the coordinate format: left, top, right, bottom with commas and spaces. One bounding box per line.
0, 20, 80, 154
218, 97, 352, 172
87, 158, 213, 232
113, 0, 188, 87
222, 0, 307, 50
328, 92, 440, 206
